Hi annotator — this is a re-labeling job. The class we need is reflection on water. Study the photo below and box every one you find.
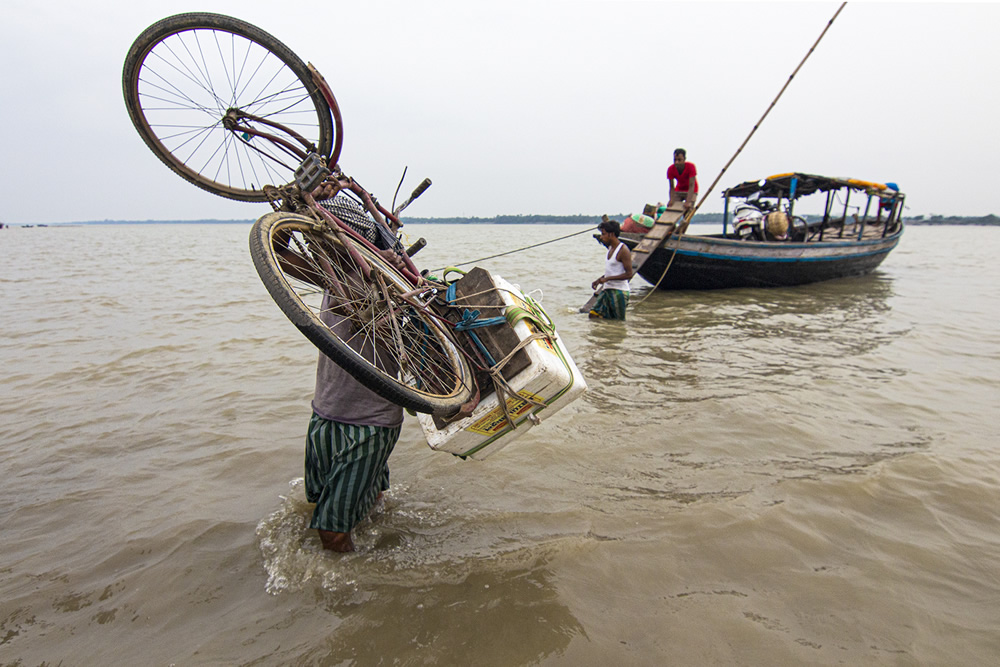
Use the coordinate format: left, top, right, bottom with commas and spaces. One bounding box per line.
570, 270, 931, 512
580, 272, 901, 406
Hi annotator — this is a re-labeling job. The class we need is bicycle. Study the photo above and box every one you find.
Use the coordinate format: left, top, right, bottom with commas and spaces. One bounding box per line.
122, 12, 479, 416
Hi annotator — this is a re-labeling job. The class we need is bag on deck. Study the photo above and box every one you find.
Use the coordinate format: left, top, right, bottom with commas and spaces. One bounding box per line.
622, 213, 655, 234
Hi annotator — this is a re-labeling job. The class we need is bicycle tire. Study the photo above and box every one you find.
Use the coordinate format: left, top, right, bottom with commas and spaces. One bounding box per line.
249, 211, 475, 415
123, 13, 340, 202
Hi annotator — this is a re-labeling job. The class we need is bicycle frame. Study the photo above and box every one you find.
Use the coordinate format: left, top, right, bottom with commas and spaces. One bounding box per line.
222, 63, 425, 286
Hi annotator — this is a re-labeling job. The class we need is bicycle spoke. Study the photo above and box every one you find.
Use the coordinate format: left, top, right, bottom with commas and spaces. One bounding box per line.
147, 39, 227, 115
127, 15, 332, 200
270, 224, 469, 398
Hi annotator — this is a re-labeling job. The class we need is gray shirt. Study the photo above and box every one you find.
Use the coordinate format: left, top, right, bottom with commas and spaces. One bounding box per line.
311, 293, 404, 427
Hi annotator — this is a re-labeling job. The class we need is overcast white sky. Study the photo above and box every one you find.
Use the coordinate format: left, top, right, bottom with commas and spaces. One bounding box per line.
1, 1, 996, 223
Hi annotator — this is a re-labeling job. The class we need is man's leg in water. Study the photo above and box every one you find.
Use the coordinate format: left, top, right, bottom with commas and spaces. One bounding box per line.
305, 417, 398, 552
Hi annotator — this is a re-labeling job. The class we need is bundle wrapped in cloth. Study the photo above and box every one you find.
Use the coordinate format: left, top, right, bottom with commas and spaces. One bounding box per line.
766, 211, 789, 239
621, 213, 655, 234
620, 203, 665, 234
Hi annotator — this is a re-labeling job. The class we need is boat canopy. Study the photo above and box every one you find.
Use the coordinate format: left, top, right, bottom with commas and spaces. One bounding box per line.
722, 173, 900, 200
719, 171, 905, 241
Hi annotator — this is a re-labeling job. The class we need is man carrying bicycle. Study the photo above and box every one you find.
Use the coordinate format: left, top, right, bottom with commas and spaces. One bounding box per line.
304, 305, 403, 552
277, 192, 409, 552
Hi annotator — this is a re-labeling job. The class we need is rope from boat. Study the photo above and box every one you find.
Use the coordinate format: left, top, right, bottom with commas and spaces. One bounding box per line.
637, 1, 847, 304
431, 225, 596, 272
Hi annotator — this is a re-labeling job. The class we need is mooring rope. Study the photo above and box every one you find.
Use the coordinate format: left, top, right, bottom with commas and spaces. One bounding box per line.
428, 3, 846, 293
431, 225, 596, 272
636, 1, 847, 305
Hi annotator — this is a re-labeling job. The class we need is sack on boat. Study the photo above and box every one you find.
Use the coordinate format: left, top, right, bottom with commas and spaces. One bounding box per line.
622, 213, 654, 234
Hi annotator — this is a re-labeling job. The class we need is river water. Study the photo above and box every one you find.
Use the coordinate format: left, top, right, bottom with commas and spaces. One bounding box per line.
2, 222, 998, 665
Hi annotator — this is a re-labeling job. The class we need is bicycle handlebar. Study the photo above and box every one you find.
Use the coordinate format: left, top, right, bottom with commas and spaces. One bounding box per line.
412, 178, 432, 198
393, 178, 432, 216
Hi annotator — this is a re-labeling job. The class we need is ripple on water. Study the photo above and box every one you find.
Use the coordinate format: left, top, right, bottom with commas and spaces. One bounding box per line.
255, 478, 610, 597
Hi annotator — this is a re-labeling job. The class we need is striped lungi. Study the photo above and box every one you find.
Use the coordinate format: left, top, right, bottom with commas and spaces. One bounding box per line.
589, 288, 629, 320
304, 413, 401, 533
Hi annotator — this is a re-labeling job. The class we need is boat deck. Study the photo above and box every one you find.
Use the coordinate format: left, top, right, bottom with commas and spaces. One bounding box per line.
807, 218, 898, 242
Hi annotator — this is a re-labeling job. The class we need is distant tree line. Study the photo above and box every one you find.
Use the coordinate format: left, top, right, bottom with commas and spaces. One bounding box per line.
401, 213, 735, 225
400, 213, 613, 225
402, 212, 1000, 226
902, 214, 1000, 226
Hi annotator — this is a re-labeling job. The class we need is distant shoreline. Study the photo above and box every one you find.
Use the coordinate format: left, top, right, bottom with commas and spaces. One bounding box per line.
3, 214, 998, 227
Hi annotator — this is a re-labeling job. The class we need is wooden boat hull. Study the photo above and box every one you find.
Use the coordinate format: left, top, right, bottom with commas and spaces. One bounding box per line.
621, 228, 902, 290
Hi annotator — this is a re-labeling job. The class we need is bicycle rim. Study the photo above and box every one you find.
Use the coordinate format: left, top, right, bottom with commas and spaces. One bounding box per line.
123, 13, 336, 202
249, 212, 475, 415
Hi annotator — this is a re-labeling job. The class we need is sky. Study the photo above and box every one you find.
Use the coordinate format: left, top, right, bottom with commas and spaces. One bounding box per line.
1, 0, 997, 223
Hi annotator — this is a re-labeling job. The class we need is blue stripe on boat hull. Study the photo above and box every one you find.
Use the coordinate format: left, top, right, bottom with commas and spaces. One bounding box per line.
630, 232, 901, 290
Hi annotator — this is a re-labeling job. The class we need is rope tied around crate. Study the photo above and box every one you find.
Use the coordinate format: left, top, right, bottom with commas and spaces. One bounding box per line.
483, 294, 563, 429
486, 330, 550, 429
440, 271, 567, 430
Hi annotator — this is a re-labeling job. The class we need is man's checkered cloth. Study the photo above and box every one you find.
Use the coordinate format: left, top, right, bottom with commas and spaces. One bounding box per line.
318, 193, 400, 252
318, 193, 378, 244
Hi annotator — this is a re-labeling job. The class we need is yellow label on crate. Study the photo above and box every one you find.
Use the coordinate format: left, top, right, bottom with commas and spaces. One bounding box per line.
466, 391, 544, 436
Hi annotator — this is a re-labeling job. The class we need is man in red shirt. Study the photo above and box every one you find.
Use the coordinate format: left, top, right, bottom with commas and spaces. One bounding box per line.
666, 148, 698, 211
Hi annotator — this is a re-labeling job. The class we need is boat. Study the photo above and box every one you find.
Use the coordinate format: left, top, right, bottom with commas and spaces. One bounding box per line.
620, 173, 905, 290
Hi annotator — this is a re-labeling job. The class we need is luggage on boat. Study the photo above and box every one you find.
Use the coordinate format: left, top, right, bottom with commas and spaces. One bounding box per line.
622, 213, 655, 234
419, 268, 587, 460
766, 211, 789, 238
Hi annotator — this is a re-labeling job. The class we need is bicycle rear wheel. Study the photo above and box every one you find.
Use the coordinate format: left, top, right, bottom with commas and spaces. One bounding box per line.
249, 212, 475, 415
123, 13, 340, 202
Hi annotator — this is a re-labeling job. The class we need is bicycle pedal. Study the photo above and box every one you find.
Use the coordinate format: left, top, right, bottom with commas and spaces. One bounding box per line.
295, 152, 330, 192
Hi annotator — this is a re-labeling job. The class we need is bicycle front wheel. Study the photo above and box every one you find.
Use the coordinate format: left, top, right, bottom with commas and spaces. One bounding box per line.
249, 212, 475, 415
123, 13, 339, 202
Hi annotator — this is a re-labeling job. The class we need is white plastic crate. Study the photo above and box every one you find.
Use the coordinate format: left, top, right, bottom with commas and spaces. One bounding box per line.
418, 274, 587, 460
